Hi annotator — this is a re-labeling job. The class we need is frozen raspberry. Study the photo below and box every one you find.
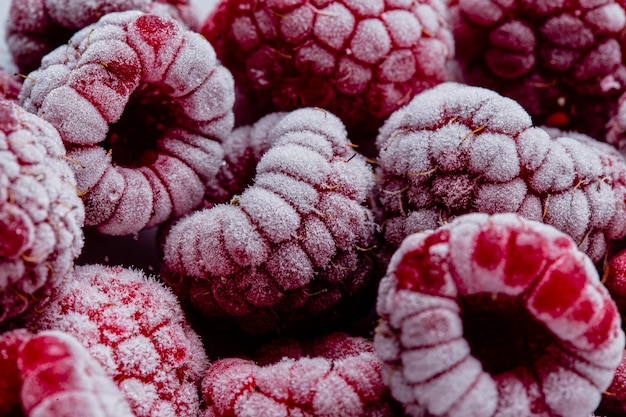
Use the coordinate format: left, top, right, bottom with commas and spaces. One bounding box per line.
0, 99, 84, 324
450, 0, 626, 139
375, 212, 625, 417
0, 328, 135, 417
605, 89, 626, 153
374, 82, 626, 264
162, 108, 377, 334
6, 0, 200, 75
0, 70, 22, 102
201, 332, 396, 417
202, 0, 453, 137
23, 264, 209, 417
18, 11, 235, 236
204, 111, 287, 206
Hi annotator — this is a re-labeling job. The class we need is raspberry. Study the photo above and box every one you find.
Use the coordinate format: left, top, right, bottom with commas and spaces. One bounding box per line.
6, 0, 200, 74
449, 0, 626, 139
24, 264, 209, 417
0, 329, 135, 417
162, 108, 377, 334
598, 349, 626, 415
606, 89, 626, 153
0, 99, 84, 324
374, 82, 626, 264
375, 212, 625, 417
202, 0, 453, 137
201, 332, 396, 417
18, 11, 235, 235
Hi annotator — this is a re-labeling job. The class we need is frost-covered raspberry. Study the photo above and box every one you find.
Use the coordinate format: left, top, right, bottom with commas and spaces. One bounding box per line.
7, 0, 200, 75
18, 11, 235, 236
450, 0, 626, 138
201, 332, 396, 417
203, 0, 453, 136
375, 212, 625, 417
0, 328, 135, 417
0, 99, 84, 324
24, 264, 208, 417
605, 89, 626, 153
163, 108, 377, 334
374, 82, 626, 264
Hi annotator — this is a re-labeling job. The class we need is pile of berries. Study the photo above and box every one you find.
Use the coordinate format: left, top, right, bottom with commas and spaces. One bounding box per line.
4, 1, 626, 417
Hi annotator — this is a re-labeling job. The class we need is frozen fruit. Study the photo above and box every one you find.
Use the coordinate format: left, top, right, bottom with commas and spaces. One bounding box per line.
0, 328, 135, 417
7, 0, 200, 75
204, 111, 287, 206
375, 212, 625, 417
23, 264, 208, 417
162, 108, 377, 334
0, 99, 84, 324
605, 89, 626, 154
374, 82, 626, 264
18, 10, 235, 235
449, 0, 626, 139
201, 332, 396, 417
203, 0, 454, 136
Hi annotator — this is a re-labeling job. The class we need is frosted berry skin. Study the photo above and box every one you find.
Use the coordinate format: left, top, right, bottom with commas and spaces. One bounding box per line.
374, 213, 625, 417
162, 108, 377, 334
374, 82, 626, 264
25, 264, 208, 417
201, 332, 396, 417
0, 70, 22, 102
6, 0, 200, 75
18, 11, 235, 236
450, 0, 626, 138
0, 329, 135, 417
203, 0, 453, 135
0, 99, 84, 324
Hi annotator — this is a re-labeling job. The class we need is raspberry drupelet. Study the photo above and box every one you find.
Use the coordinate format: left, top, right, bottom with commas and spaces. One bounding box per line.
374, 82, 626, 264
202, 0, 454, 138
0, 329, 135, 417
375, 212, 625, 417
449, 0, 626, 139
0, 99, 84, 325
162, 108, 378, 334
201, 332, 397, 417
22, 264, 208, 417
7, 0, 200, 75
18, 10, 236, 236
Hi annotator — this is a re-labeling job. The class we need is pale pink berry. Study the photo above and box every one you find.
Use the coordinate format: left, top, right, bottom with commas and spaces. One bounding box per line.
23, 264, 209, 417
162, 108, 377, 334
18, 11, 235, 235
374, 82, 626, 264
203, 0, 454, 136
0, 328, 135, 417
6, 0, 200, 74
450, 0, 626, 139
375, 212, 625, 417
0, 70, 21, 102
0, 99, 84, 324
201, 332, 396, 417
605, 89, 626, 153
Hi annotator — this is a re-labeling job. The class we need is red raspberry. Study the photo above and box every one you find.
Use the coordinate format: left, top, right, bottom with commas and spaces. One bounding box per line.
24, 264, 209, 417
449, 0, 626, 139
375, 213, 625, 417
18, 11, 235, 235
606, 89, 626, 153
201, 332, 396, 417
0, 99, 84, 324
202, 0, 453, 136
374, 82, 626, 264
162, 108, 377, 334
6, 0, 199, 74
0, 329, 135, 417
